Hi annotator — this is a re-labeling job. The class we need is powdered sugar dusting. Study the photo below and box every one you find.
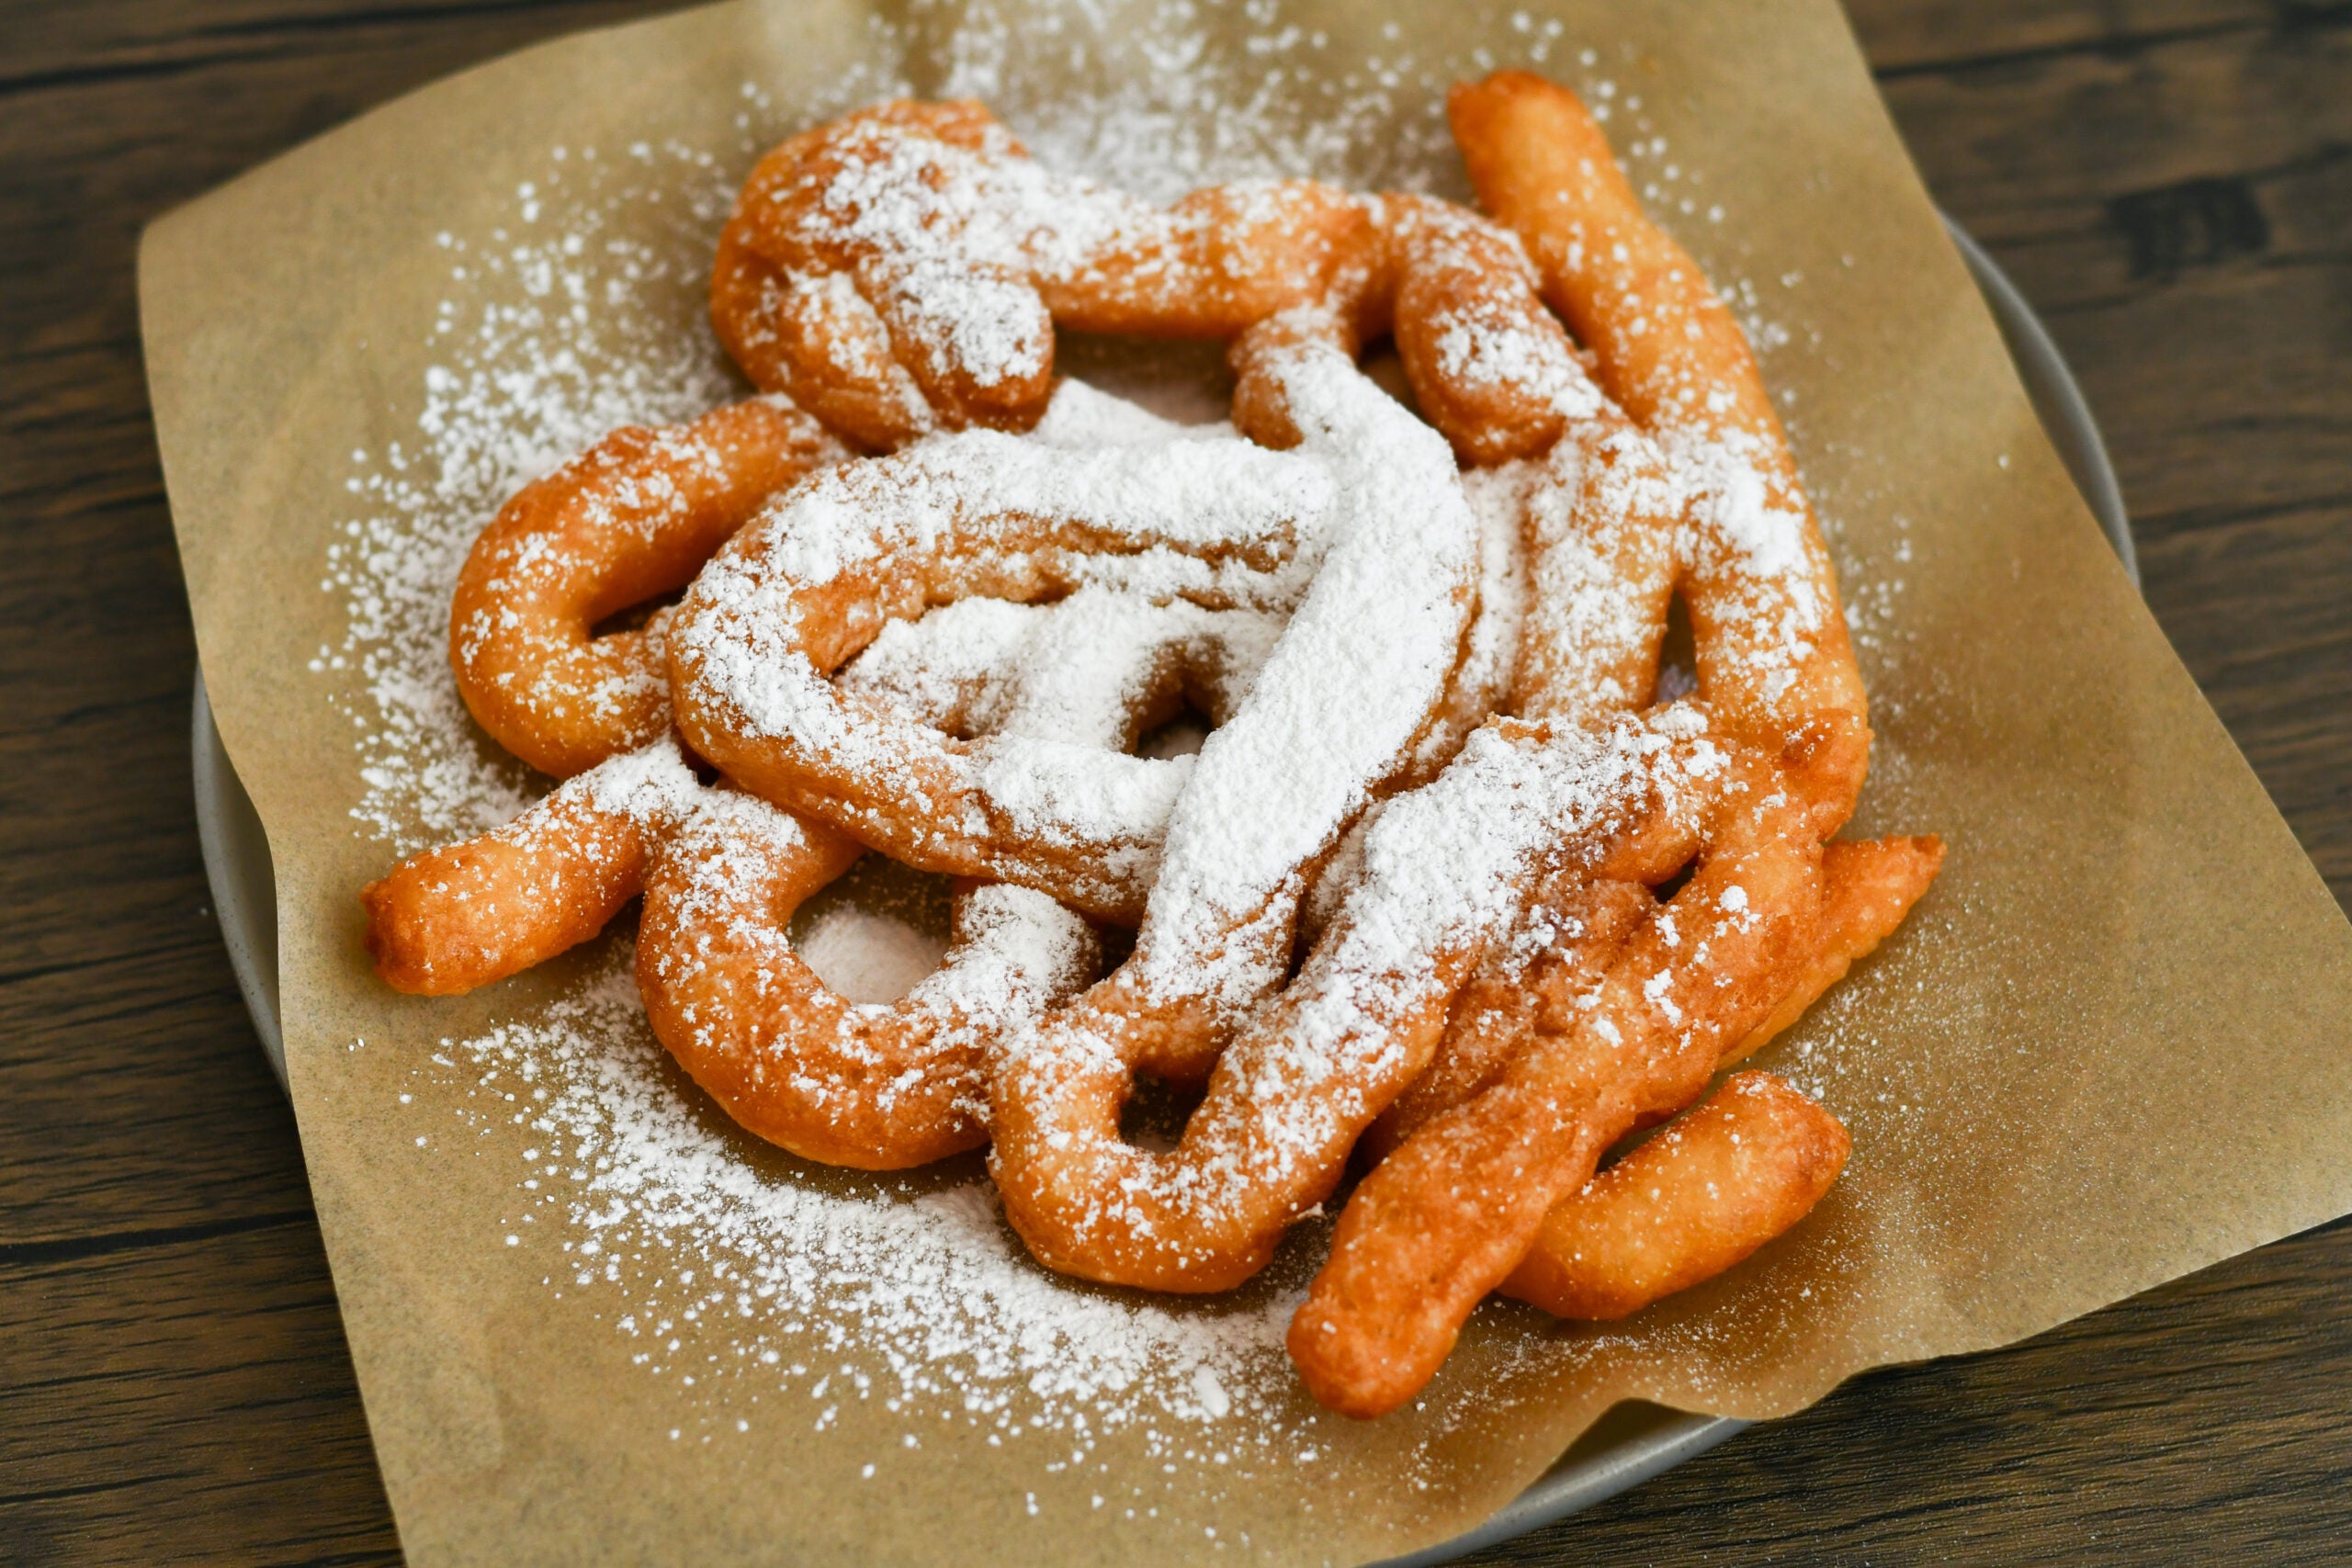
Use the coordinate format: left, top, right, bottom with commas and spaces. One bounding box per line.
673, 379, 1340, 900
796, 902, 951, 1004
410, 955, 1304, 1438
329, 145, 745, 847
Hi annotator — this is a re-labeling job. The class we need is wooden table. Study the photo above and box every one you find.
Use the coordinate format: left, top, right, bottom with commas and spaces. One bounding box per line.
3, 3, 2345, 1562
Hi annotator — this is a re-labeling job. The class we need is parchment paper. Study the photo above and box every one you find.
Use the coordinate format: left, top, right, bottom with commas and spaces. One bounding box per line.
141, 1, 2352, 1563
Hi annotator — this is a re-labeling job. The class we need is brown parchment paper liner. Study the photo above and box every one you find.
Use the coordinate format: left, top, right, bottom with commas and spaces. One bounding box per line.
142, 1, 2352, 1562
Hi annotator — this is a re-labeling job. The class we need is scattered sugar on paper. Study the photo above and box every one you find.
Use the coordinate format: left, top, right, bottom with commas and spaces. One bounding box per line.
404, 952, 1304, 1448
794, 905, 950, 1005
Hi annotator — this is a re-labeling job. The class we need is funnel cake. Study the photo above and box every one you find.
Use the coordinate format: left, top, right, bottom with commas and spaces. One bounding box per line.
362, 75, 1944, 1427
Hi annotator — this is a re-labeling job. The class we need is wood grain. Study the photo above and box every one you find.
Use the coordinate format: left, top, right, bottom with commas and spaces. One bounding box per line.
0, 3, 2342, 1563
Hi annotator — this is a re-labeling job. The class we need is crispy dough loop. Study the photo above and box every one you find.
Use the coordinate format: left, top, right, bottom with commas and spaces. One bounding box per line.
714, 100, 1359, 446
712, 232, 934, 454
448, 396, 849, 778
637, 789, 1100, 1170
1452, 70, 1870, 821
1231, 193, 1598, 467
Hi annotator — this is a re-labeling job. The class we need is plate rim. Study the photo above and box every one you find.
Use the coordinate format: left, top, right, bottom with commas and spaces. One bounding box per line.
186, 212, 2136, 1566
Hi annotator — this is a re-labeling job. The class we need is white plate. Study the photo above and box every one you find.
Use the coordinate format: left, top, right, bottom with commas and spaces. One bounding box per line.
188, 215, 2135, 1565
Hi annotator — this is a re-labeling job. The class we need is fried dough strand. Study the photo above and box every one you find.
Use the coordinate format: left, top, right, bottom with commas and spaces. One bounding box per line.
449, 397, 846, 778
361, 737, 701, 996
1500, 1071, 1850, 1320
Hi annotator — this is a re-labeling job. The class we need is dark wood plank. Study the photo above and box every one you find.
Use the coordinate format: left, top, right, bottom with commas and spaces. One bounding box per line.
1505, 1215, 2352, 1565
0, 1224, 401, 1566
0, 0, 689, 87
0, 1, 2343, 1564
1847, 0, 2273, 72
0, 6, 694, 1562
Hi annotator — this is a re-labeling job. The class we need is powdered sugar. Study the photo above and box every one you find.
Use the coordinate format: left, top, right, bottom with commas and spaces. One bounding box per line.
673, 378, 1341, 900
1518, 422, 1680, 720
1390, 197, 1607, 427
794, 900, 950, 1004
1413, 456, 1536, 773
578, 730, 704, 823
754, 113, 1139, 387
1668, 424, 1831, 705
1125, 344, 1477, 1015
415, 956, 1304, 1443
